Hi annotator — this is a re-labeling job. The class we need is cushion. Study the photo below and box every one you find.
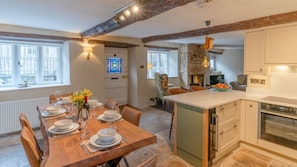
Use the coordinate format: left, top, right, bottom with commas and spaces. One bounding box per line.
237, 75, 247, 85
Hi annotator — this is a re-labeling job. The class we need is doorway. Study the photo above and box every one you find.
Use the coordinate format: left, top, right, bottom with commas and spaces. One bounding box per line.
104, 47, 128, 105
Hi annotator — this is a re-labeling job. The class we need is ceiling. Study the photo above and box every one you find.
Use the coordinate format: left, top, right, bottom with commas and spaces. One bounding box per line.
1, 0, 297, 47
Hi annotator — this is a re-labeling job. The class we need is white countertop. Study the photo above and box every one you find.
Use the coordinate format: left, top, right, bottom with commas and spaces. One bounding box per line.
164, 88, 267, 109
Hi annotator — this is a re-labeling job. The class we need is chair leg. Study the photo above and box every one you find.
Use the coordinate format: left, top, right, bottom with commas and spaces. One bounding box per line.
123, 157, 130, 167
169, 111, 174, 139
162, 100, 167, 111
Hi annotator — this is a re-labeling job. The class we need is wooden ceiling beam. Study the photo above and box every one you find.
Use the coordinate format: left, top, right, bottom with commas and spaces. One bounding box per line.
88, 40, 139, 48
142, 10, 297, 43
81, 0, 196, 37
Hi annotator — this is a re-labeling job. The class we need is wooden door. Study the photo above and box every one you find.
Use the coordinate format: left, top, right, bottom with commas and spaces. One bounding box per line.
105, 47, 128, 105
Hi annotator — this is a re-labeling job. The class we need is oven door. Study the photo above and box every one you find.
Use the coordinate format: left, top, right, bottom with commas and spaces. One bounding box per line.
260, 110, 297, 150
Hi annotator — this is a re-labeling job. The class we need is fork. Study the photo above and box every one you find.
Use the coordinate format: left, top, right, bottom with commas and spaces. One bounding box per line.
79, 142, 88, 154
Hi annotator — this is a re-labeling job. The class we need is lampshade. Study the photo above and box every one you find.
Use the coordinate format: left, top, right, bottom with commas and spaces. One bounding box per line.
84, 46, 93, 60
83, 47, 93, 53
202, 56, 209, 68
147, 63, 152, 70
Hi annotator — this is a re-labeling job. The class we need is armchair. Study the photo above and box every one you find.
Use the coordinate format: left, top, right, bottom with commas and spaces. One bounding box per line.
230, 74, 247, 91
154, 73, 169, 109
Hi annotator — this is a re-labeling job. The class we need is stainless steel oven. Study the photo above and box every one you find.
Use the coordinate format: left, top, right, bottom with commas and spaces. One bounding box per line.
260, 101, 297, 150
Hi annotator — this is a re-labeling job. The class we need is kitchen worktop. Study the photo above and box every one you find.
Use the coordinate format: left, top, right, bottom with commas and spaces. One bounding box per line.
164, 88, 268, 109
164, 89, 246, 109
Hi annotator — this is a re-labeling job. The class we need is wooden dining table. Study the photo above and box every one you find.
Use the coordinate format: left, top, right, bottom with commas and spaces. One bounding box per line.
39, 106, 156, 167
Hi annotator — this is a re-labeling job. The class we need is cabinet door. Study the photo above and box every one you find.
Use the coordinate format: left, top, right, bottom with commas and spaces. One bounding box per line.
266, 25, 297, 63
177, 104, 203, 167
216, 101, 240, 125
244, 30, 265, 74
245, 100, 258, 145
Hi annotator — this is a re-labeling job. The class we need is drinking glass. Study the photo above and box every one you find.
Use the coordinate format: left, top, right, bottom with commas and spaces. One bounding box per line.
80, 109, 90, 139
64, 101, 73, 118
54, 91, 62, 104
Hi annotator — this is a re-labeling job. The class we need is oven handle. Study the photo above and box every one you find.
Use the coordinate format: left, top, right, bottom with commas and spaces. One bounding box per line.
261, 110, 297, 119
211, 113, 219, 151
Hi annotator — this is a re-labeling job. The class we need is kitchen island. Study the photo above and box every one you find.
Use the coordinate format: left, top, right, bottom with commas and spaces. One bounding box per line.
164, 89, 245, 167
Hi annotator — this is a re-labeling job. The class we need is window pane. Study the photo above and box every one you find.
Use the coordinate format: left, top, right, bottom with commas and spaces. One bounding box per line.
0, 44, 13, 85
19, 45, 37, 84
147, 50, 174, 79
42, 46, 59, 82
159, 53, 168, 74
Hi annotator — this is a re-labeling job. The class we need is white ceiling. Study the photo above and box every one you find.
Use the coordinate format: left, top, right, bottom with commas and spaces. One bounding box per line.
1, 0, 297, 47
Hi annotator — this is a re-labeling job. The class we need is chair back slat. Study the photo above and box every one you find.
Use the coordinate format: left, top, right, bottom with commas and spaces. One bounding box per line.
20, 126, 42, 167
19, 112, 44, 158
122, 106, 141, 126
104, 98, 119, 111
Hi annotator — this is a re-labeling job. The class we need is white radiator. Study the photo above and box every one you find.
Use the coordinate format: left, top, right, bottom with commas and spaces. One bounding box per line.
0, 97, 48, 135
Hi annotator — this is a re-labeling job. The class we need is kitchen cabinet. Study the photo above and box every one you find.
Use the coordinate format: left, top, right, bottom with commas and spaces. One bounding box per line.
265, 25, 297, 64
244, 30, 265, 74
243, 100, 259, 145
176, 103, 204, 167
211, 100, 240, 162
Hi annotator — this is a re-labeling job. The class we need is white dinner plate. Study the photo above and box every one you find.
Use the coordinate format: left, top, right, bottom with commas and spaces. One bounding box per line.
97, 113, 122, 122
48, 123, 79, 134
41, 108, 66, 117
89, 133, 122, 148
91, 102, 103, 108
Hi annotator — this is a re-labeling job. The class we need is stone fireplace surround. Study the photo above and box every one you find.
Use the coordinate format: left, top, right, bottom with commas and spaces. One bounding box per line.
180, 44, 208, 87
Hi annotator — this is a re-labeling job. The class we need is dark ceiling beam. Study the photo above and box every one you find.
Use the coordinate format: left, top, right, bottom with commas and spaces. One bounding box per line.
0, 31, 82, 42
88, 40, 139, 48
81, 0, 196, 37
142, 10, 297, 43
0, 31, 139, 48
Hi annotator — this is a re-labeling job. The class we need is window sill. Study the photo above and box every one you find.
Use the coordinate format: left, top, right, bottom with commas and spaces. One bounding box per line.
0, 84, 70, 92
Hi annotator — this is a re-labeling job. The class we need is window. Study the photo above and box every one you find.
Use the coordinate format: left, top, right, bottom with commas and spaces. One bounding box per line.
107, 57, 122, 74
147, 49, 178, 79
0, 40, 68, 88
210, 55, 216, 72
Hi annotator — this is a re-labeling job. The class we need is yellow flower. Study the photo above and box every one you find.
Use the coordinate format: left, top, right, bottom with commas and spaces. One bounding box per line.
70, 89, 93, 106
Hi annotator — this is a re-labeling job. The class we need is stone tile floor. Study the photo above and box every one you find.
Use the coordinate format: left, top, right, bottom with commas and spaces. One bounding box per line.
0, 107, 294, 167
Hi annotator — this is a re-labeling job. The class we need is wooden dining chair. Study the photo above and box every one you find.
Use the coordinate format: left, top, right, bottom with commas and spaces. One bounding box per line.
104, 98, 120, 111
19, 112, 44, 158
20, 126, 46, 167
121, 106, 141, 126
136, 155, 158, 167
120, 106, 142, 167
49, 93, 72, 104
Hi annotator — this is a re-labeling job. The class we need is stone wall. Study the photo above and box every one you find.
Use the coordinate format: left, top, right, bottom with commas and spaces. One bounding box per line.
180, 44, 207, 87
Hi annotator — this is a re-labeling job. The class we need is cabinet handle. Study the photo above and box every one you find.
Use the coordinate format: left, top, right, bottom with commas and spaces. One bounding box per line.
250, 104, 253, 108
219, 124, 237, 135
259, 68, 263, 72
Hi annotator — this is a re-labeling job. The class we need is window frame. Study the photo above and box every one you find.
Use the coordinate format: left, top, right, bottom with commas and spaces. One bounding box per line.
0, 39, 68, 90
146, 48, 178, 79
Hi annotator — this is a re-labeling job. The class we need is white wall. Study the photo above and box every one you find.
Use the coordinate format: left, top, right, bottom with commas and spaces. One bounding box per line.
215, 48, 244, 85
0, 40, 106, 103
0, 25, 181, 109
247, 66, 297, 99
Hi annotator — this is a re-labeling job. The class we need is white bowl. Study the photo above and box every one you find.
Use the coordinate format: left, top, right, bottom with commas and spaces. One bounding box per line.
103, 110, 118, 118
46, 106, 60, 114
97, 128, 116, 142
54, 119, 73, 130
88, 99, 98, 106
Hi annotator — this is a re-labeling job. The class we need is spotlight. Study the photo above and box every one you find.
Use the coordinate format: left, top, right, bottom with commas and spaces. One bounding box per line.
119, 15, 125, 21
124, 9, 131, 17
132, 5, 139, 13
